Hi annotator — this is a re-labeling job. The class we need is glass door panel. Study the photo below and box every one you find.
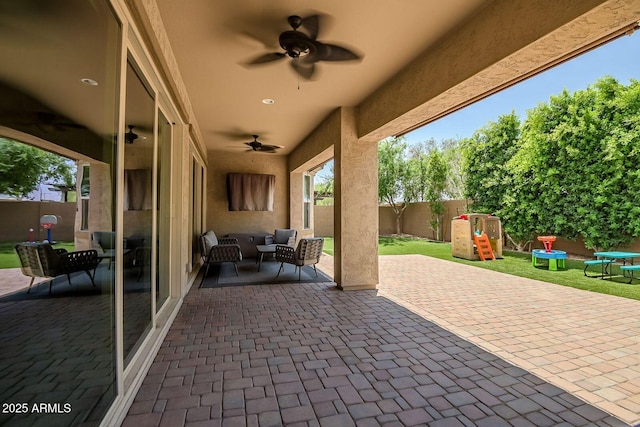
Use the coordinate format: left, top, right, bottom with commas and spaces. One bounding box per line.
0, 0, 120, 424
122, 60, 155, 366
156, 110, 171, 310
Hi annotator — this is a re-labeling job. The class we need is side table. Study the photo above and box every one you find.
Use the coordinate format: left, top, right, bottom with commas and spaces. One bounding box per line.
256, 244, 277, 271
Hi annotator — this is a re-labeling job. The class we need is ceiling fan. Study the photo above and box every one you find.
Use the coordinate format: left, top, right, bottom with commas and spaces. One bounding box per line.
246, 14, 362, 80
244, 135, 281, 153
124, 125, 138, 144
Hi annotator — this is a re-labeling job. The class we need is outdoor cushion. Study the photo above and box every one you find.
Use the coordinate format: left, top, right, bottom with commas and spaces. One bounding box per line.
202, 230, 219, 254
274, 228, 296, 244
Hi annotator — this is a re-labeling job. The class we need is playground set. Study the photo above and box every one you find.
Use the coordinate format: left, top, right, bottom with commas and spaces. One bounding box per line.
451, 213, 568, 271
451, 213, 502, 261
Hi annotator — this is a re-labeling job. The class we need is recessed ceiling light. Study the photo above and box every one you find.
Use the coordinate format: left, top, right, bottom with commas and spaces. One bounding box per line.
80, 78, 99, 86
262, 98, 275, 105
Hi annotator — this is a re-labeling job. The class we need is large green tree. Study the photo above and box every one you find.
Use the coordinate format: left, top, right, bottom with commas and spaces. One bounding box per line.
314, 163, 334, 206
423, 149, 448, 240
507, 76, 640, 250
462, 112, 520, 215
0, 137, 75, 200
378, 137, 419, 234
440, 138, 466, 201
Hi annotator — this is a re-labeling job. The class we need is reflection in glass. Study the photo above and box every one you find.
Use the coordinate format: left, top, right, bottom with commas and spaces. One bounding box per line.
123, 60, 154, 366
157, 110, 171, 310
0, 0, 119, 425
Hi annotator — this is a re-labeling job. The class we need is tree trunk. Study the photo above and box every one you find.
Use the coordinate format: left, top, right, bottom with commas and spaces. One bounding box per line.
395, 214, 401, 235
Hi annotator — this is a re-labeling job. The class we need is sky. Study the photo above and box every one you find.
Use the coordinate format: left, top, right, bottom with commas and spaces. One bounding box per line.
404, 30, 640, 144
317, 29, 639, 180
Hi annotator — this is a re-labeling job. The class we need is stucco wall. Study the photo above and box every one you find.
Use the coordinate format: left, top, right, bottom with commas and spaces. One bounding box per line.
288, 110, 339, 173
313, 205, 333, 237
0, 200, 76, 242
206, 150, 289, 237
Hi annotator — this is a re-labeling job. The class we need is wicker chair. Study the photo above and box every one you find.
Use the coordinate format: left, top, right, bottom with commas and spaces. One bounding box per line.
275, 237, 324, 281
133, 246, 151, 281
15, 243, 99, 295
200, 231, 243, 283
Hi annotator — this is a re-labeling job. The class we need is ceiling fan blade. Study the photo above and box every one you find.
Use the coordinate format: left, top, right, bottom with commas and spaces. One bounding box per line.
291, 58, 315, 80
301, 15, 320, 40
216, 129, 270, 140
315, 43, 361, 62
246, 52, 286, 65
258, 146, 277, 153
36, 111, 85, 130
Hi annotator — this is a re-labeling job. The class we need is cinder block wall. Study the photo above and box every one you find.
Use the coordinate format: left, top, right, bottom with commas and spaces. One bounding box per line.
313, 199, 637, 258
0, 200, 76, 242
314, 200, 469, 240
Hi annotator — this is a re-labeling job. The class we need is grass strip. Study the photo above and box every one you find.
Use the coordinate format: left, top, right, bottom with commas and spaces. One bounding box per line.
0, 241, 75, 269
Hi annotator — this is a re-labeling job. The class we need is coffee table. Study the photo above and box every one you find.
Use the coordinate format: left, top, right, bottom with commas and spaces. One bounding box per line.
256, 244, 277, 271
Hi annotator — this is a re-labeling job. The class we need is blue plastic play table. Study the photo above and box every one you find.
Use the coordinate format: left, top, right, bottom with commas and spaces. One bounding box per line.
531, 249, 567, 271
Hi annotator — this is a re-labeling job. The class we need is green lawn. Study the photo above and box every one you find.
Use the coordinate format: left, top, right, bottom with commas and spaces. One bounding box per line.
321, 236, 640, 301
0, 242, 75, 269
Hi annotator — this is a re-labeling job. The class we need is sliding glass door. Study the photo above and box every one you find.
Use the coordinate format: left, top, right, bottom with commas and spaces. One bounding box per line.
0, 1, 120, 424
122, 59, 154, 366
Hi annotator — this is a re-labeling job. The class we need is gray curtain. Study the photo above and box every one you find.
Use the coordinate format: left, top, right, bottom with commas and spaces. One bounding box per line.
227, 173, 275, 211
124, 169, 152, 210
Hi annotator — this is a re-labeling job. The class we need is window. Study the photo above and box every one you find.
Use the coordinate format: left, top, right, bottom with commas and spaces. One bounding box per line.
79, 165, 90, 230
303, 174, 311, 229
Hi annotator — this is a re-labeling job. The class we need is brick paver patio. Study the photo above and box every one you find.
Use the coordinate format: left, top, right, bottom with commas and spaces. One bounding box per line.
378, 255, 640, 426
122, 254, 640, 427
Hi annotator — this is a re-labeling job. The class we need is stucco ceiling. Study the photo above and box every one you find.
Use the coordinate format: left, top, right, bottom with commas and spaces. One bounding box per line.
155, 0, 487, 154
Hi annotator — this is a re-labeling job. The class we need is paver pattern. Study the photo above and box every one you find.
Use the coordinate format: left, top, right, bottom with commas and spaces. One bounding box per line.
378, 255, 640, 425
122, 253, 636, 426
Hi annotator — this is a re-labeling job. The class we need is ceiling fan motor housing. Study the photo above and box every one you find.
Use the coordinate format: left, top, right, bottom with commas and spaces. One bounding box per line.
279, 31, 316, 58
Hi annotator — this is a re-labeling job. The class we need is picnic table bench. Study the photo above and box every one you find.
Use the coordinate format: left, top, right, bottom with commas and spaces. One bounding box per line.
583, 259, 614, 278
584, 251, 640, 282
620, 264, 640, 284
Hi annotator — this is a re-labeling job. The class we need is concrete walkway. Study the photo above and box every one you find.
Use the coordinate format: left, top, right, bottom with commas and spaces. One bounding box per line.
121, 254, 640, 426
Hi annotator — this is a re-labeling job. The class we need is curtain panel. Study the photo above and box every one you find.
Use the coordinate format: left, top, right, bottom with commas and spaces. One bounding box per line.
227, 173, 275, 211
124, 169, 153, 210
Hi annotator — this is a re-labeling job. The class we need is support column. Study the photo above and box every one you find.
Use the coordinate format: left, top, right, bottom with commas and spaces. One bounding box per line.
334, 107, 379, 290
289, 171, 304, 236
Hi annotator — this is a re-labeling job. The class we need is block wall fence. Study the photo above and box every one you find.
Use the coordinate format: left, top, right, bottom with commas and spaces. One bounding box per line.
314, 201, 640, 258
0, 200, 76, 242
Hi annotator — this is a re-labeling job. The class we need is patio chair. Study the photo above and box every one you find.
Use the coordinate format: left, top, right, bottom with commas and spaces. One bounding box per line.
200, 230, 243, 283
275, 237, 324, 281
15, 243, 99, 295
265, 228, 297, 247
133, 246, 152, 281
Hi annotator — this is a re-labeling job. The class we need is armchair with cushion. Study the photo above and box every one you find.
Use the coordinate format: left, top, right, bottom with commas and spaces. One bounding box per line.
275, 237, 324, 281
265, 228, 297, 247
200, 230, 243, 283
15, 243, 99, 294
